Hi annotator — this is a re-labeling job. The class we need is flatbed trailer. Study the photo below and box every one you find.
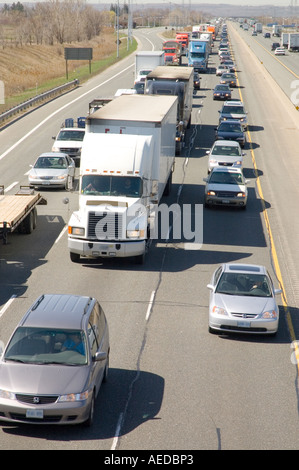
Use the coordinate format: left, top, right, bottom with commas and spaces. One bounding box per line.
0, 185, 47, 244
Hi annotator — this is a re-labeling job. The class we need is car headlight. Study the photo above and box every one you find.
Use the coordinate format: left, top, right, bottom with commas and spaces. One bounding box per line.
58, 390, 89, 402
262, 310, 277, 319
57, 174, 67, 180
212, 306, 228, 316
237, 192, 246, 198
0, 389, 15, 400
29, 175, 39, 179
68, 226, 85, 236
207, 191, 216, 196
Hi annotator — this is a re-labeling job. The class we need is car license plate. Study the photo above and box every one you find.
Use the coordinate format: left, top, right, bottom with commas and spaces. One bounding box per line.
26, 409, 44, 419
237, 321, 250, 328
222, 199, 230, 204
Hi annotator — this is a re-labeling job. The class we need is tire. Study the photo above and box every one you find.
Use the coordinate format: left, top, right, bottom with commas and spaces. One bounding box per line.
135, 252, 145, 265
22, 210, 35, 234
103, 355, 109, 383
84, 392, 95, 427
70, 252, 80, 263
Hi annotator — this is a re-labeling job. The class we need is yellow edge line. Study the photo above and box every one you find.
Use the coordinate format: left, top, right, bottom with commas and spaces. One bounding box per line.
232, 63, 299, 371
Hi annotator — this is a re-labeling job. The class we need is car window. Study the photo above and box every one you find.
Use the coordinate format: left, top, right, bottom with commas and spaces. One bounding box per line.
88, 302, 107, 355
4, 327, 88, 365
209, 171, 244, 185
216, 273, 272, 297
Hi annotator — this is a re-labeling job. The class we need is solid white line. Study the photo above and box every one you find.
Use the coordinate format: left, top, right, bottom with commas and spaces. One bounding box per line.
111, 412, 123, 450
0, 64, 134, 161
55, 225, 68, 244
146, 290, 156, 321
0, 295, 17, 319
4, 182, 19, 192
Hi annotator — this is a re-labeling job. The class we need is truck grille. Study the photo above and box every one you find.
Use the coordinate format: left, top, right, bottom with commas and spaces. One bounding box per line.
60, 147, 80, 155
88, 211, 123, 240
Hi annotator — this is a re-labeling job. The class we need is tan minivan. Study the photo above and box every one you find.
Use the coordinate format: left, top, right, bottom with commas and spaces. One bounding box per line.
0, 294, 109, 426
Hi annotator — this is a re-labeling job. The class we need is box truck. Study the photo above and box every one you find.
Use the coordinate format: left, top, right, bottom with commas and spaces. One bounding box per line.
144, 66, 194, 154
68, 95, 177, 264
134, 51, 164, 84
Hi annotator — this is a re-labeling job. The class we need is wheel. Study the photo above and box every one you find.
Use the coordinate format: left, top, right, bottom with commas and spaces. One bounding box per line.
70, 252, 80, 263
103, 354, 109, 383
135, 252, 145, 265
20, 210, 35, 234
84, 392, 95, 427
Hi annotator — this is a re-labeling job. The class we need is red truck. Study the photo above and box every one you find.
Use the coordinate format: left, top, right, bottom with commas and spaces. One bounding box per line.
175, 32, 189, 55
162, 40, 182, 65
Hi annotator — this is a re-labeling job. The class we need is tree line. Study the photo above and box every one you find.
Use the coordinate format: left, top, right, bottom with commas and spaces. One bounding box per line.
0, 0, 114, 46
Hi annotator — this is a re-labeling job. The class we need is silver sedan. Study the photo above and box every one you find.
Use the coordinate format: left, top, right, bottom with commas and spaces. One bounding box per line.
207, 264, 282, 335
28, 152, 75, 190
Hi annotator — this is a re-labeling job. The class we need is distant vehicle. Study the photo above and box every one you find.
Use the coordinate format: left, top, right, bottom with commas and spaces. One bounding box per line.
215, 120, 246, 148
264, 32, 271, 38
275, 47, 285, 55
0, 294, 110, 426
271, 42, 280, 50
133, 81, 145, 94
52, 122, 85, 167
220, 54, 232, 63
220, 72, 237, 88
221, 60, 236, 72
206, 140, 244, 173
218, 100, 248, 130
28, 153, 75, 190
252, 31, 257, 36
193, 72, 201, 89
207, 263, 282, 335
213, 84, 232, 100
203, 167, 249, 209
216, 64, 231, 76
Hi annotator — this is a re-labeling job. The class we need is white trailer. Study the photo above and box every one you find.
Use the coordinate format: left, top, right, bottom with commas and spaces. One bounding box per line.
134, 51, 164, 84
255, 23, 263, 33
272, 25, 281, 37
144, 66, 194, 153
68, 95, 177, 264
281, 32, 289, 48
288, 33, 299, 51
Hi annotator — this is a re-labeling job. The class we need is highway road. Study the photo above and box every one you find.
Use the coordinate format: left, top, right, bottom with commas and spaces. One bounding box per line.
0, 23, 299, 450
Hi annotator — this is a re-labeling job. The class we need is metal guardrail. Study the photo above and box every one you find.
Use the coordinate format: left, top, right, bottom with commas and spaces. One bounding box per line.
0, 79, 79, 126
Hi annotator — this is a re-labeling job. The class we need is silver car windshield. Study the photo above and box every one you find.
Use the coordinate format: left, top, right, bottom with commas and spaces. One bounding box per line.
209, 171, 244, 185
4, 328, 88, 365
216, 273, 272, 297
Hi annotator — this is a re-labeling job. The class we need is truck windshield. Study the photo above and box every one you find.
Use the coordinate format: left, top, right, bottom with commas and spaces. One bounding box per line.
191, 52, 205, 58
81, 175, 143, 198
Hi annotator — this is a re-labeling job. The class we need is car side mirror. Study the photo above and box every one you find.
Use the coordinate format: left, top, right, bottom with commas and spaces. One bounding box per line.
274, 288, 282, 295
203, 177, 208, 182
93, 351, 107, 362
245, 179, 251, 184
207, 284, 215, 291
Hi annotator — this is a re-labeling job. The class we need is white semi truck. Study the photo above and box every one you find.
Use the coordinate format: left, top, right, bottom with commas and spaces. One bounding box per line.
134, 51, 165, 84
67, 95, 177, 264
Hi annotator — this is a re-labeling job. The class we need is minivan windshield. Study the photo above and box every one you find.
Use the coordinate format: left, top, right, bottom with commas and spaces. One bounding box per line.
4, 327, 88, 365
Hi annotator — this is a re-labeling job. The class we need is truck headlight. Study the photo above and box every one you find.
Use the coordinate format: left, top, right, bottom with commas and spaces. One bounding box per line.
68, 226, 85, 236
126, 229, 145, 239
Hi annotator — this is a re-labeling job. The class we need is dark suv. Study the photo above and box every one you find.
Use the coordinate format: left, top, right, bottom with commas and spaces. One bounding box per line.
271, 42, 280, 50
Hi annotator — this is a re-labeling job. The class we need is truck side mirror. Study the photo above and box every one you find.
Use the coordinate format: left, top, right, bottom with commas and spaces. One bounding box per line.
151, 180, 159, 197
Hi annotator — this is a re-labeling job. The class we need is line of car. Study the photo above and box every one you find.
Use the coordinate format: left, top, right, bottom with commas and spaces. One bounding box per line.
204, 24, 282, 336
0, 24, 283, 428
